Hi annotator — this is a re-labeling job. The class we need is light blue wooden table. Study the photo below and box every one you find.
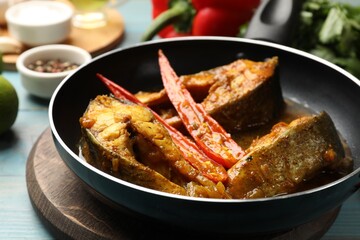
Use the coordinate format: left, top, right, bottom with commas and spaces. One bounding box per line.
0, 0, 359, 239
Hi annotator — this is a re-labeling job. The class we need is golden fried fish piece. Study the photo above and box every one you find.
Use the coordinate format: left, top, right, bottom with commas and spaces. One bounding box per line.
80, 95, 229, 198
136, 57, 283, 132
202, 57, 283, 131
226, 112, 346, 199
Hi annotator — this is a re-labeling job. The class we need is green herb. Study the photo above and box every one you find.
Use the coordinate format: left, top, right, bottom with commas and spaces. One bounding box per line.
292, 0, 360, 78
238, 0, 360, 78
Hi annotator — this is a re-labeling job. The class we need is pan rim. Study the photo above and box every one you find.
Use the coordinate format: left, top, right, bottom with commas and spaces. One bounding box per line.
89, 36, 360, 86
49, 36, 360, 204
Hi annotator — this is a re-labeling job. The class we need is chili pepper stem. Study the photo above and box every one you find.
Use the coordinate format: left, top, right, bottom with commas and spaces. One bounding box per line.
141, 1, 190, 41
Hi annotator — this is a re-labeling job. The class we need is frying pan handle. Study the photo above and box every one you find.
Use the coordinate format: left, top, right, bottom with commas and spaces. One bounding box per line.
244, 0, 303, 45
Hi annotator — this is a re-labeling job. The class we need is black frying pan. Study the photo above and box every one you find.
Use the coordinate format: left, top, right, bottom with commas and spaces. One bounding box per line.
49, 37, 360, 236
49, 0, 360, 236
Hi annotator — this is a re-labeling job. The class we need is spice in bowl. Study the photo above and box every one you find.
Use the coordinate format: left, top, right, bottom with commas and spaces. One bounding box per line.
16, 44, 92, 99
27, 59, 80, 73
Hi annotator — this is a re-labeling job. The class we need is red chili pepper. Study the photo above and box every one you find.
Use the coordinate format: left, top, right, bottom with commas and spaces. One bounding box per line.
142, 0, 260, 41
158, 50, 245, 168
97, 73, 228, 183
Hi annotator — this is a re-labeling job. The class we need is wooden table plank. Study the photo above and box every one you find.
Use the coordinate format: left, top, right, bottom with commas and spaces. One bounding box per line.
0, 176, 52, 239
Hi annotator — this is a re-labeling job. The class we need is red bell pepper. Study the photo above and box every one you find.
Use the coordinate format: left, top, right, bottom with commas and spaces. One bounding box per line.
142, 0, 260, 41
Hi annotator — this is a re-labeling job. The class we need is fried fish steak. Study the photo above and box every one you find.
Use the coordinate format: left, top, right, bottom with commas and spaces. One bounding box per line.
136, 57, 283, 132
202, 56, 283, 132
226, 112, 346, 199
79, 95, 229, 198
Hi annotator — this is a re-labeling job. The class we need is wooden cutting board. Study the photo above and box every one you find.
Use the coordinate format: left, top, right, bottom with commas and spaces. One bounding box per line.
1, 3, 124, 71
26, 128, 341, 240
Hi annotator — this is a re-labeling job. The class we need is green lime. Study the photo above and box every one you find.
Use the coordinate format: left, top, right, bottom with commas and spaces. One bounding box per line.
0, 75, 19, 135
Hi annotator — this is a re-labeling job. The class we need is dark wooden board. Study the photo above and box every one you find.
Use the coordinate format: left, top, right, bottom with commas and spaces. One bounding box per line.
26, 128, 340, 240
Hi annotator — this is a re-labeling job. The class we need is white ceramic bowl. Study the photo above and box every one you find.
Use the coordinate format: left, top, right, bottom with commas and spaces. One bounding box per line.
5, 1, 73, 46
16, 44, 91, 99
